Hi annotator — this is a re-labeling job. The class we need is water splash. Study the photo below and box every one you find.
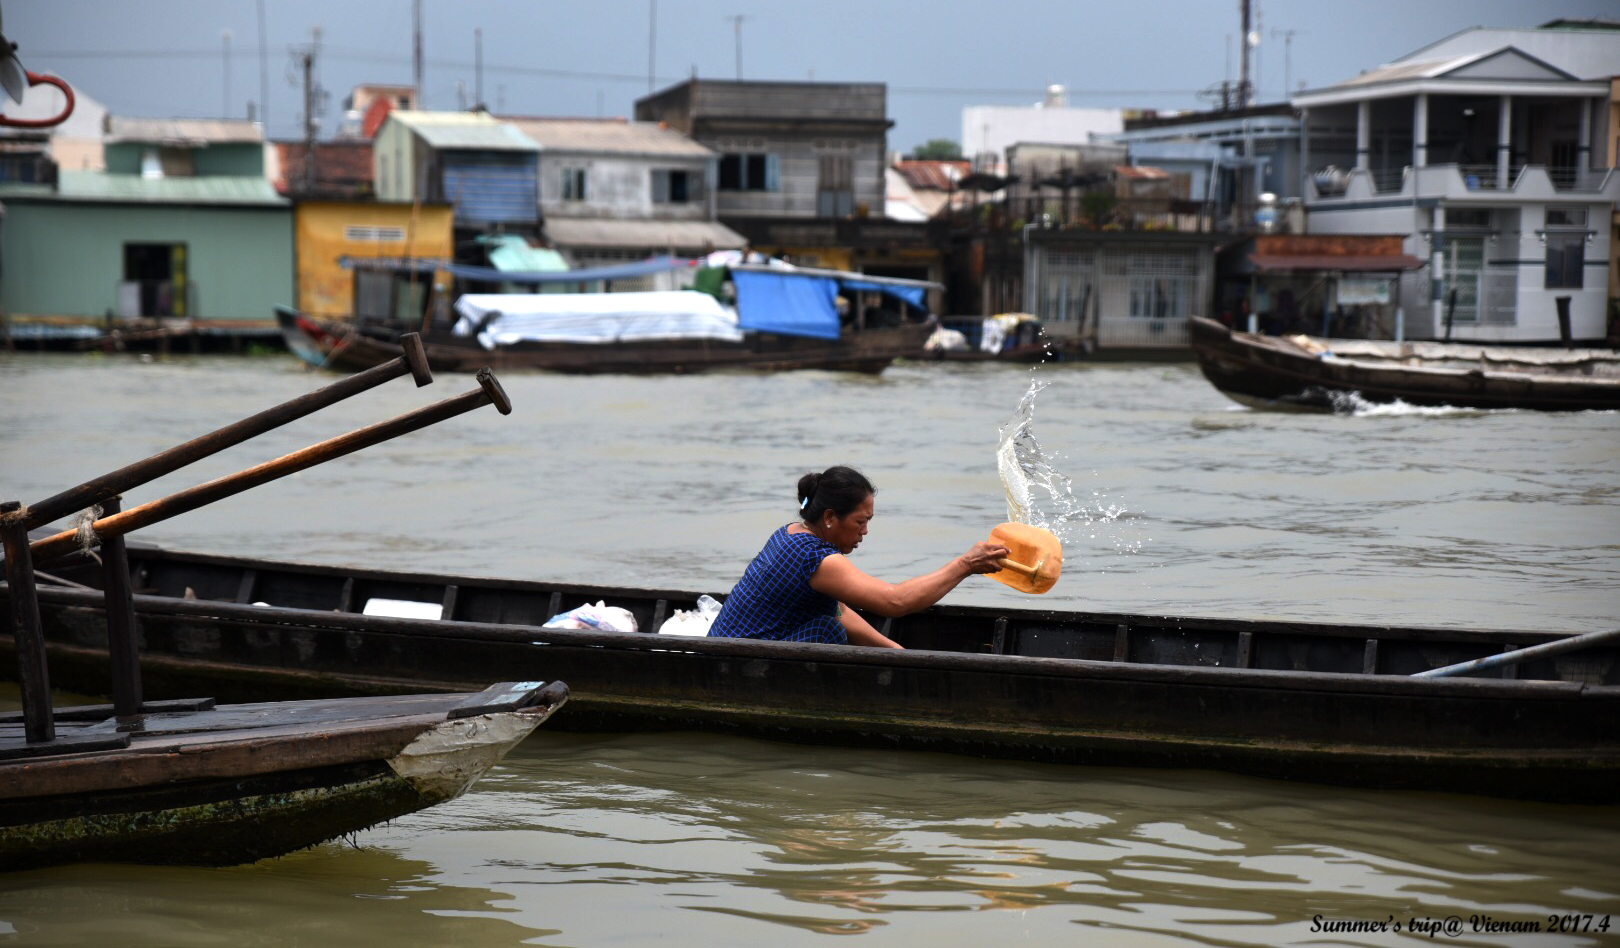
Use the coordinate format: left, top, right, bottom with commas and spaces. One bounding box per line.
996, 375, 1137, 555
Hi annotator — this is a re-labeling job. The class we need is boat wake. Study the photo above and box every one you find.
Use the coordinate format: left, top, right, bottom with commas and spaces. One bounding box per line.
1323, 389, 1496, 418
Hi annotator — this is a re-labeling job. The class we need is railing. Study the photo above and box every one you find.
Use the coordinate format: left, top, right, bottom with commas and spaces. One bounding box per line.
1369, 166, 1407, 193
1548, 167, 1609, 192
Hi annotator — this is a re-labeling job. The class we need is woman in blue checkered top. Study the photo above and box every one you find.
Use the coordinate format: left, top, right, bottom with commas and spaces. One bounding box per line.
708, 466, 1009, 648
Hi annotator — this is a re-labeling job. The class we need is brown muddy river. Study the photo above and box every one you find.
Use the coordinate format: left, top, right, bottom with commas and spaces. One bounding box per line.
2, 352, 1617, 945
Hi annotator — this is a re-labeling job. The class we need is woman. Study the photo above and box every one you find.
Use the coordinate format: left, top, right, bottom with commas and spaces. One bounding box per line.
708, 466, 1009, 648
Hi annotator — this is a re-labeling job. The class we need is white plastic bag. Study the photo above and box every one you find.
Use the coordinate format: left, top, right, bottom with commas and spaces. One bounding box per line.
658, 595, 722, 636
542, 600, 638, 633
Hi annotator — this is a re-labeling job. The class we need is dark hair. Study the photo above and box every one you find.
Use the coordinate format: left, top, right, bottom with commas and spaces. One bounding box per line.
798, 465, 874, 523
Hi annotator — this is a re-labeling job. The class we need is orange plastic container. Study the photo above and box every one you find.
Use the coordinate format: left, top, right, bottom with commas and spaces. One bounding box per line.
986, 522, 1063, 594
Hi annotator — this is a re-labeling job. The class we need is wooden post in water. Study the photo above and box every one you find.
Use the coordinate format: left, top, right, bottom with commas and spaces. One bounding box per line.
97, 495, 144, 717
1, 501, 54, 744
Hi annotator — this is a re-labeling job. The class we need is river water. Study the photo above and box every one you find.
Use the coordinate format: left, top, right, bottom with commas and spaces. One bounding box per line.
2, 352, 1618, 945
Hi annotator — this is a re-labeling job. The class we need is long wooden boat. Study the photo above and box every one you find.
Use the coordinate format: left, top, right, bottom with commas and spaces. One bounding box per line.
7, 543, 1618, 803
1, 680, 568, 870
278, 305, 931, 375
1189, 315, 1620, 411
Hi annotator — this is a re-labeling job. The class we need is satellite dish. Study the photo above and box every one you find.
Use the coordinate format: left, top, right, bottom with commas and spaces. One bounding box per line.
0, 3, 28, 105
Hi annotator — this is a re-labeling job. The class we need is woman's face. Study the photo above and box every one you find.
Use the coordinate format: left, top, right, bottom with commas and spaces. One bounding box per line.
825, 494, 875, 555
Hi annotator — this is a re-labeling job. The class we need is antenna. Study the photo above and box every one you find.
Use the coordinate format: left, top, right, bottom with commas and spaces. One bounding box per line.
413, 0, 424, 106
648, 0, 656, 94
474, 27, 482, 109
1271, 28, 1301, 97
256, 0, 268, 130
723, 14, 748, 80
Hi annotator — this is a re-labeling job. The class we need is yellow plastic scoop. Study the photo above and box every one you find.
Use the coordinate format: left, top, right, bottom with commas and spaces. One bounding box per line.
987, 522, 1063, 594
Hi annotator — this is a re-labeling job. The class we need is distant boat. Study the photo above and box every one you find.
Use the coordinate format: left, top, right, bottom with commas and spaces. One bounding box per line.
279, 259, 939, 375
2, 680, 568, 871
1189, 316, 1620, 411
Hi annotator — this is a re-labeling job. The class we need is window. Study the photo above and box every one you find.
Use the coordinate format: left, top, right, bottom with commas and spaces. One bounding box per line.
561, 167, 587, 201
652, 169, 698, 203
1545, 234, 1585, 289
344, 225, 407, 242
1545, 207, 1587, 228
718, 153, 776, 191
816, 155, 854, 217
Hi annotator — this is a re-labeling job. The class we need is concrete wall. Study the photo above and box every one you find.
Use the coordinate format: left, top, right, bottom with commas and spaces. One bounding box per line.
295, 201, 453, 318
539, 152, 712, 220
706, 132, 885, 218
0, 200, 293, 322
104, 142, 264, 177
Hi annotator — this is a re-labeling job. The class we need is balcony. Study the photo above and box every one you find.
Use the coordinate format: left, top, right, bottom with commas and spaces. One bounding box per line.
1308, 163, 1620, 205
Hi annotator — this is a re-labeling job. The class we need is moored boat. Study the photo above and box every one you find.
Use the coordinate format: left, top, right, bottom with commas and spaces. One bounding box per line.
1189, 315, 1620, 411
10, 542, 1618, 803
280, 260, 939, 375
1, 680, 568, 870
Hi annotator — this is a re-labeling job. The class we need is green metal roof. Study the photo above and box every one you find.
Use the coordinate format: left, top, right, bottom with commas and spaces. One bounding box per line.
388, 111, 540, 152
25, 170, 289, 206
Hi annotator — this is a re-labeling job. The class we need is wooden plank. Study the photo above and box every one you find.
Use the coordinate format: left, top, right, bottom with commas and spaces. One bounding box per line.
336, 576, 355, 613
990, 617, 1009, 655
440, 584, 459, 622
650, 599, 668, 636
235, 569, 259, 605
1113, 623, 1130, 663
1237, 631, 1254, 669
1363, 639, 1379, 675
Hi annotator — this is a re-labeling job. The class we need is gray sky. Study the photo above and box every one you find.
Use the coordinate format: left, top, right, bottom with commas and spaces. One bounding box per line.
10, 0, 1616, 149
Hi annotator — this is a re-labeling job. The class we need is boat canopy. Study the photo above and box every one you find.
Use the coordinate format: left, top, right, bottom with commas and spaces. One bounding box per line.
453, 291, 743, 347
730, 265, 936, 340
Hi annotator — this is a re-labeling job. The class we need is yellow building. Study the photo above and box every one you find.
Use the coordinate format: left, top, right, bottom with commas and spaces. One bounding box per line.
295, 200, 453, 318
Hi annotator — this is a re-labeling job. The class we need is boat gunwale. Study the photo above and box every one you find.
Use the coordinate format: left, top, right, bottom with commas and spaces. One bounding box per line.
21, 584, 1612, 704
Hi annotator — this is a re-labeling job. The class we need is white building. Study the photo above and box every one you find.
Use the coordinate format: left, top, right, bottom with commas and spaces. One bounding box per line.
1295, 22, 1620, 342
962, 86, 1124, 174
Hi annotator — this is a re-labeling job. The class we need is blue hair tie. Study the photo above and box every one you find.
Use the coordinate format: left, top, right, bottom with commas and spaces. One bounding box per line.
799, 497, 809, 509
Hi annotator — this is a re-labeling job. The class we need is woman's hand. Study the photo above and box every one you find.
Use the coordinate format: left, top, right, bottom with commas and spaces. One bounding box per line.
959, 542, 1011, 574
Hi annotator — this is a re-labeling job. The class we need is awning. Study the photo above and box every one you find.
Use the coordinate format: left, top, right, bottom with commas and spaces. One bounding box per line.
481, 234, 569, 273
544, 217, 747, 251
343, 254, 698, 284
1249, 253, 1427, 273
732, 269, 841, 340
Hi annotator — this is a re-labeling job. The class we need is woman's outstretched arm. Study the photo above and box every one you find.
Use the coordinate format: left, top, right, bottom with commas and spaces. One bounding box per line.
811, 542, 1008, 619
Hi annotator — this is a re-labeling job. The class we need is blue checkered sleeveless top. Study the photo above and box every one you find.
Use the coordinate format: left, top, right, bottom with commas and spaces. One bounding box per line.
708, 525, 847, 644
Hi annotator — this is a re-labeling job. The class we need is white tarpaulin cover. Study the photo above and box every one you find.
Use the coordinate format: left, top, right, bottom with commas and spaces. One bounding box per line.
453, 291, 744, 348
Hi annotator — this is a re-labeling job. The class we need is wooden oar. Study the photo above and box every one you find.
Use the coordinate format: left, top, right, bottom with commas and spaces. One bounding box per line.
986, 522, 1063, 595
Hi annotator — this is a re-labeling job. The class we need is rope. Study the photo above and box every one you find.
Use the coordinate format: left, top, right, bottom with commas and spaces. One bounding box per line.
72, 504, 103, 564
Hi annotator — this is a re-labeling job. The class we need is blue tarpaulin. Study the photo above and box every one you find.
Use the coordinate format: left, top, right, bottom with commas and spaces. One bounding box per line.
839, 278, 927, 311
733, 270, 841, 340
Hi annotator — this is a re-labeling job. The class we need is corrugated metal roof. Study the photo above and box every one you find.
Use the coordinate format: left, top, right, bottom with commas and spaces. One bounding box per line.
386, 111, 539, 151
105, 117, 265, 145
50, 170, 288, 206
501, 118, 713, 157
893, 160, 969, 191
544, 217, 745, 250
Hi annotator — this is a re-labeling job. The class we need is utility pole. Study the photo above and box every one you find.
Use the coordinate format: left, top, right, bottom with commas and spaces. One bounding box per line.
474, 27, 483, 109
1238, 0, 1252, 109
299, 28, 322, 193
724, 14, 748, 80
648, 0, 656, 94
256, 0, 268, 130
413, 0, 424, 106
221, 29, 231, 118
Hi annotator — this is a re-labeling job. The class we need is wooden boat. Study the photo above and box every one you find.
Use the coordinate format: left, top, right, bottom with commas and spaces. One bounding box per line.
279, 261, 940, 375
278, 305, 931, 375
1, 680, 568, 870
1189, 315, 1620, 411
8, 542, 1618, 803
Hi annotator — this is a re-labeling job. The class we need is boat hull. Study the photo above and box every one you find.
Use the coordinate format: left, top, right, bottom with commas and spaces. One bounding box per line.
1189, 316, 1620, 411
8, 546, 1618, 803
1, 685, 568, 870
275, 306, 929, 375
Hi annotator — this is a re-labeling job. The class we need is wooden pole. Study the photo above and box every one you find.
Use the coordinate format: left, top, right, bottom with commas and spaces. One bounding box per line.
98, 495, 144, 717
1413, 627, 1620, 679
30, 370, 511, 564
1, 501, 54, 743
26, 335, 432, 530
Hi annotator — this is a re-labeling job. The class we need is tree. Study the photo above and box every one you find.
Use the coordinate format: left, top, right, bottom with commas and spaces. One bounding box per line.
912, 138, 962, 160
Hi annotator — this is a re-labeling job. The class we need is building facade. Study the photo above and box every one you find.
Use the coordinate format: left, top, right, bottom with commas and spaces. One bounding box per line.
1294, 24, 1620, 342
373, 111, 541, 234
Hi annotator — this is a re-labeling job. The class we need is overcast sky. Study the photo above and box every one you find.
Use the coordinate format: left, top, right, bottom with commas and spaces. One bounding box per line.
10, 0, 1616, 149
